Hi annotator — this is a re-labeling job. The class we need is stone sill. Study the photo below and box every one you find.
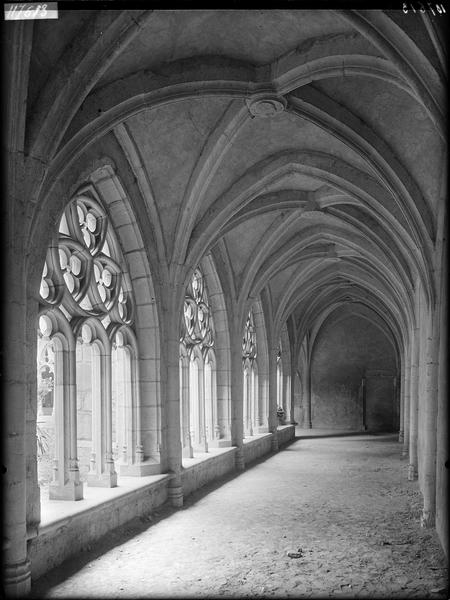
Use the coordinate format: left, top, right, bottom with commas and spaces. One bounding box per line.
181, 445, 236, 470
38, 473, 170, 534
243, 431, 272, 445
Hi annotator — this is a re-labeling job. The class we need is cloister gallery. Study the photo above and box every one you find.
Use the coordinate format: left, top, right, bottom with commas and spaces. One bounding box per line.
2, 7, 448, 597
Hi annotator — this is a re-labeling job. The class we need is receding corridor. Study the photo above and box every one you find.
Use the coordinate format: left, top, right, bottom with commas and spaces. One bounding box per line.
31, 432, 448, 599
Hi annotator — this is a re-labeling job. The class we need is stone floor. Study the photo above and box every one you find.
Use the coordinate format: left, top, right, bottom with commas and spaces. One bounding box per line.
31, 430, 448, 599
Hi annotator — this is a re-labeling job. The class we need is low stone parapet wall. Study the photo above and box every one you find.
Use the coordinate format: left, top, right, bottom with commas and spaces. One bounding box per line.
30, 430, 296, 582
181, 447, 237, 498
277, 424, 296, 447
243, 433, 273, 465
29, 474, 170, 581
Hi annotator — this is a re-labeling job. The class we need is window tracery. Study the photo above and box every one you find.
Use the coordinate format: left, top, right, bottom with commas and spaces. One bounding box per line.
181, 268, 214, 353
179, 267, 217, 455
242, 309, 258, 437
242, 310, 257, 363
39, 195, 134, 327
37, 192, 139, 500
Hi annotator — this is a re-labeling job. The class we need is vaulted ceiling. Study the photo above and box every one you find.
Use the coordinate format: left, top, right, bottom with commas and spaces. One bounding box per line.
23, 9, 447, 358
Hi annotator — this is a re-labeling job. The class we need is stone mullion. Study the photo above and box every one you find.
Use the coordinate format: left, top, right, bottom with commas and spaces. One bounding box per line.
181, 359, 193, 458
242, 368, 248, 437
199, 361, 208, 452
283, 370, 290, 421
250, 366, 256, 435
88, 347, 102, 483
211, 365, 219, 440
88, 345, 117, 487
203, 359, 212, 444
103, 349, 117, 483
290, 353, 296, 424
130, 347, 144, 464
68, 344, 83, 493
124, 350, 133, 464
189, 357, 198, 447
256, 363, 264, 429
50, 344, 82, 500
268, 345, 279, 451
118, 348, 132, 465
303, 358, 312, 429
248, 367, 253, 434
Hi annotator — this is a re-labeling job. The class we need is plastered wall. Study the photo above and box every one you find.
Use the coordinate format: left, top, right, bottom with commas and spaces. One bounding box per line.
311, 313, 397, 431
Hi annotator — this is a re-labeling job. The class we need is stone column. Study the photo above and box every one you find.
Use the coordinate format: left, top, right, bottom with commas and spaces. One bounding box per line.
87, 340, 117, 487
50, 341, 83, 499
25, 299, 40, 540
199, 362, 208, 453
421, 316, 439, 528
68, 345, 83, 492
3, 20, 33, 596
249, 367, 255, 436
103, 351, 117, 482
133, 353, 144, 463
303, 359, 312, 429
408, 326, 419, 480
3, 263, 32, 597
230, 325, 245, 469
283, 371, 291, 423
180, 358, 193, 458
402, 347, 411, 458
435, 239, 448, 552
290, 353, 296, 424
166, 325, 184, 507
398, 352, 405, 443
268, 344, 279, 451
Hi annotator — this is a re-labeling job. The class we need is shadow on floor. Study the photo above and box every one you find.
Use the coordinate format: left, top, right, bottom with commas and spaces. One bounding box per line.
30, 440, 295, 598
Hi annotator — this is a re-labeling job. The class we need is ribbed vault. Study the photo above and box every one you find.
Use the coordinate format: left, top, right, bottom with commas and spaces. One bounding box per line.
24, 9, 445, 387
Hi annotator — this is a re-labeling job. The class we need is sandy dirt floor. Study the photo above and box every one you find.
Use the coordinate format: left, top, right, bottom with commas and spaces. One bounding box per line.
31, 431, 448, 599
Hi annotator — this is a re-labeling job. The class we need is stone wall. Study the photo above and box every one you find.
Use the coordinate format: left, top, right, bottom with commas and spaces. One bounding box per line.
243, 434, 273, 465
29, 476, 170, 581
311, 313, 397, 431
276, 424, 296, 448
181, 449, 237, 498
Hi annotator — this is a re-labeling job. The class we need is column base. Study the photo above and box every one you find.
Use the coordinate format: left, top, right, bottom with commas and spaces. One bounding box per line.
398, 430, 404, 443
407, 464, 418, 480
168, 485, 183, 508
420, 508, 435, 528
235, 447, 245, 471
49, 480, 84, 500
87, 471, 117, 487
119, 460, 161, 476
401, 446, 409, 458
4, 558, 31, 598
